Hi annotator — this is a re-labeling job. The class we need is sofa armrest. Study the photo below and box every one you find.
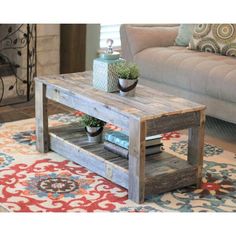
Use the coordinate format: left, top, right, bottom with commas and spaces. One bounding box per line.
120, 24, 179, 61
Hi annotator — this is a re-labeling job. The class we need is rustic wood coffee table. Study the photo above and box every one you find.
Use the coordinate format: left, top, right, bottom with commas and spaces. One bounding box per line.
35, 71, 206, 204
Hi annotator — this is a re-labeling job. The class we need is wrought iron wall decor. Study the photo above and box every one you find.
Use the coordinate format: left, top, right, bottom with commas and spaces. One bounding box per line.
0, 24, 37, 106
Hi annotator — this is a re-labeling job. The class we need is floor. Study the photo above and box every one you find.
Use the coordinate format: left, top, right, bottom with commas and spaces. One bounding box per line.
0, 98, 74, 122
0, 98, 236, 153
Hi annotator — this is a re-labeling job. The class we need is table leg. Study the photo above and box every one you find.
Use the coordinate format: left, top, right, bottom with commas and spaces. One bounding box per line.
128, 118, 146, 203
187, 110, 205, 187
35, 81, 49, 153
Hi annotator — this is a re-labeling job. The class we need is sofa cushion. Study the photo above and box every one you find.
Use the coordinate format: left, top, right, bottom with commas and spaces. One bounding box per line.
175, 24, 195, 46
125, 26, 178, 56
134, 46, 236, 103
189, 24, 236, 57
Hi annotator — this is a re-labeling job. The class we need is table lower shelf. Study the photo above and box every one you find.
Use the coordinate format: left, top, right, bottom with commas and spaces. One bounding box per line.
49, 123, 198, 195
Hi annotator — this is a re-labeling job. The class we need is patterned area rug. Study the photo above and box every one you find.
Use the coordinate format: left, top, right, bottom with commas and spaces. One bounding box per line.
0, 112, 235, 212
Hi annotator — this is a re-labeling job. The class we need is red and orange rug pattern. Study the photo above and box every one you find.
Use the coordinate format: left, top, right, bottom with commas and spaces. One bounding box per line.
0, 112, 235, 212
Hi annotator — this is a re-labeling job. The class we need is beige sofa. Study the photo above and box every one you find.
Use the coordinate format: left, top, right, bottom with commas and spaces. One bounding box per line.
120, 24, 236, 124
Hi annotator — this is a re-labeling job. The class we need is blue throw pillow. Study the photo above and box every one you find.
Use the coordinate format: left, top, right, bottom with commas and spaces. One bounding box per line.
175, 24, 195, 46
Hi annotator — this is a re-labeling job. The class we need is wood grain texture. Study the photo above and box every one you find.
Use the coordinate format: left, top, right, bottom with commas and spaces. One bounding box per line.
35, 71, 206, 122
145, 166, 197, 195
46, 85, 130, 130
35, 81, 49, 153
146, 111, 200, 135
188, 110, 205, 187
128, 118, 146, 203
49, 124, 201, 202
50, 124, 129, 188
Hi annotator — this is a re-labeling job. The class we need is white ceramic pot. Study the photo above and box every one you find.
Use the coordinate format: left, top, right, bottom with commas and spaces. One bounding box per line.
86, 126, 103, 143
118, 78, 138, 97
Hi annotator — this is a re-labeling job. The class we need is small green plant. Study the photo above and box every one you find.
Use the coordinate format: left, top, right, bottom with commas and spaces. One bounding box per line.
81, 114, 106, 127
115, 62, 139, 80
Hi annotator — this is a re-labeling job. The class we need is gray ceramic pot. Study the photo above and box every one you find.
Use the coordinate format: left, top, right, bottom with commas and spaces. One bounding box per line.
86, 126, 103, 143
118, 78, 138, 97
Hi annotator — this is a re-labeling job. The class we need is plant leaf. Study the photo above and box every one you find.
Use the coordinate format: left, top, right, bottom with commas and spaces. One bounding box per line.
17, 51, 22, 56
8, 85, 14, 90
8, 27, 12, 33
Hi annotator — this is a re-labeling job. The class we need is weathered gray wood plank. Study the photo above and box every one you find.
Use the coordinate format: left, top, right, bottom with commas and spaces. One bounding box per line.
50, 125, 129, 168
188, 110, 205, 187
128, 118, 146, 203
145, 152, 191, 176
146, 111, 200, 135
46, 85, 130, 130
50, 133, 129, 188
35, 72, 206, 122
35, 81, 49, 153
145, 166, 197, 195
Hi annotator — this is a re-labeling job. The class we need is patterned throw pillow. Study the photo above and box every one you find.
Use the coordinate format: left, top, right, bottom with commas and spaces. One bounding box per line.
189, 24, 236, 57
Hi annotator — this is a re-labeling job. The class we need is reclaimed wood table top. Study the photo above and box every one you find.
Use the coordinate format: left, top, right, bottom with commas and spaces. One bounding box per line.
36, 71, 206, 121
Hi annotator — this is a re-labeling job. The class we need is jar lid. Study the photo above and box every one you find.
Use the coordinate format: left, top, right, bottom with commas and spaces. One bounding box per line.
100, 51, 120, 60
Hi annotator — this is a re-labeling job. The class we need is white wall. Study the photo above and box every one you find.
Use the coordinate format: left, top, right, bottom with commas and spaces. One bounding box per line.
85, 24, 100, 70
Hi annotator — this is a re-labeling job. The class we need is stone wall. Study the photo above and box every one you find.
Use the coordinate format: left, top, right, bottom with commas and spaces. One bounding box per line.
37, 24, 60, 76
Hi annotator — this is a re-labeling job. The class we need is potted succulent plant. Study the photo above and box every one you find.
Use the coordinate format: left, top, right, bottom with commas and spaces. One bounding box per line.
81, 114, 106, 143
115, 61, 140, 96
